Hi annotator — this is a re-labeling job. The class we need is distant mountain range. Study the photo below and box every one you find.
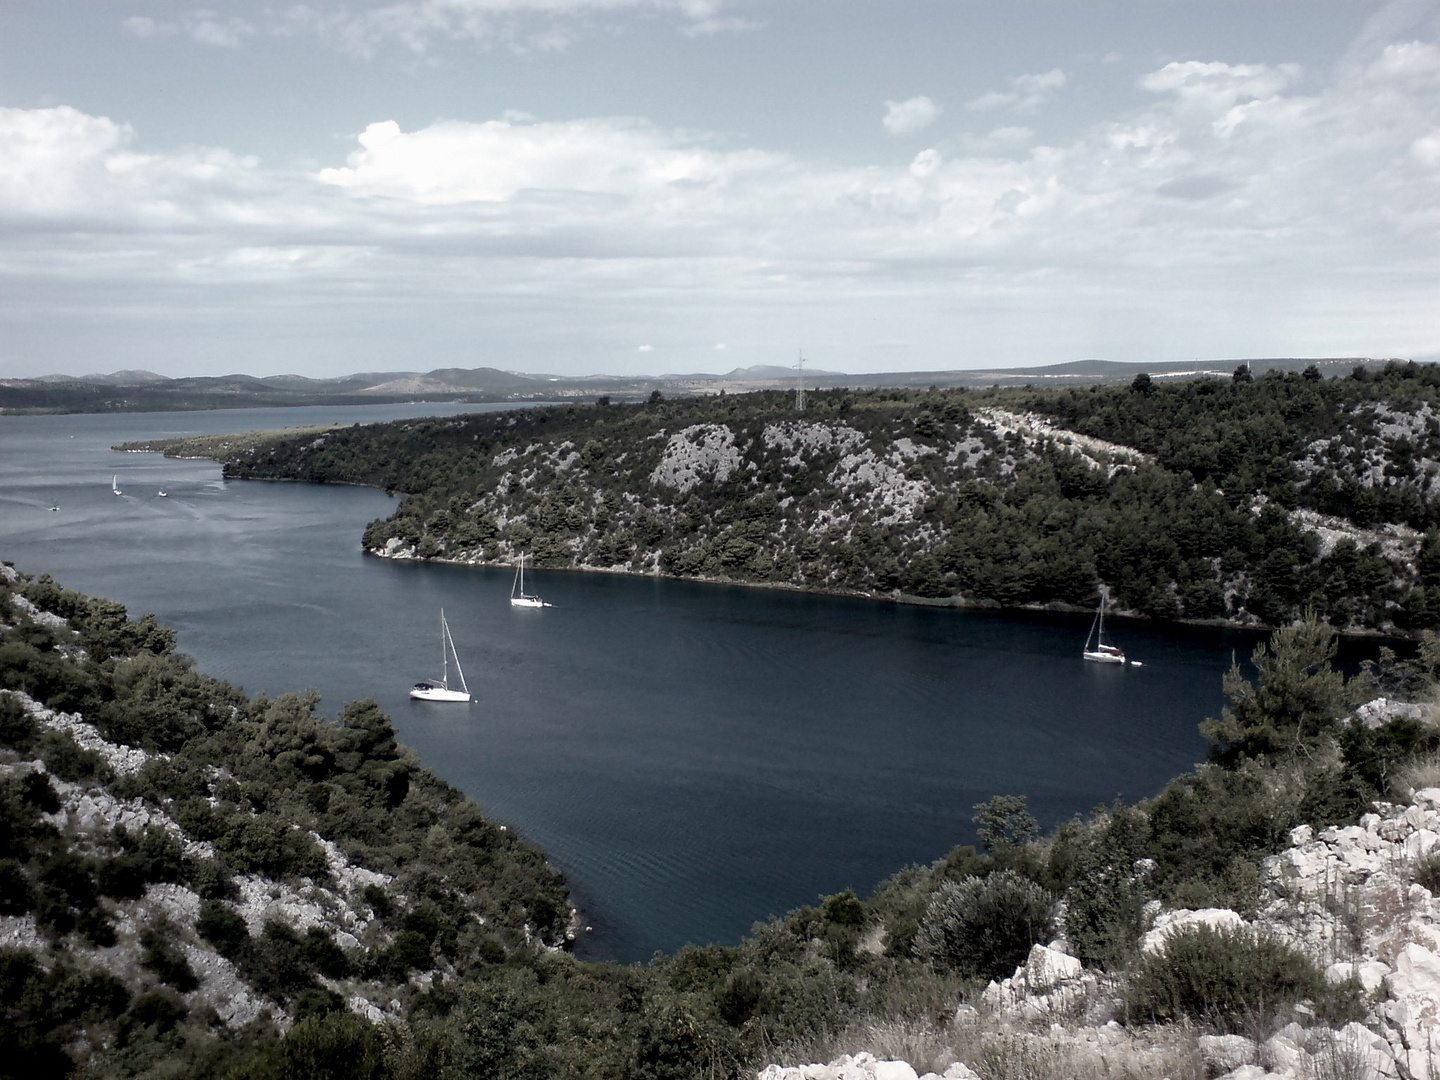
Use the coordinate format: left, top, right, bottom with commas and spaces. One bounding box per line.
0, 356, 1408, 414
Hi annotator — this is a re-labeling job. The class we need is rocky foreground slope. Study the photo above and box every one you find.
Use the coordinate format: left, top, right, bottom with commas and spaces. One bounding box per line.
763, 765, 1440, 1080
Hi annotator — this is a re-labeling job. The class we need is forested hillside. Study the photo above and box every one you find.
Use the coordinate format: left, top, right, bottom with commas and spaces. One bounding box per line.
191, 361, 1440, 634
8, 564, 1440, 1079
0, 564, 568, 1077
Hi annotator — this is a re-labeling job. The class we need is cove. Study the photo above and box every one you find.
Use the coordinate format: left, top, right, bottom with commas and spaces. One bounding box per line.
0, 405, 1375, 962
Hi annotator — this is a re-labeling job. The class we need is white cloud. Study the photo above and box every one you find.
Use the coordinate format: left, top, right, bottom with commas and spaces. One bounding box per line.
1138, 60, 1301, 111
883, 96, 939, 135
966, 68, 1066, 113
4, 26, 1440, 373
276, 0, 751, 57
1414, 130, 1440, 165
638, 343, 654, 351
121, 16, 168, 38
908, 148, 941, 178
122, 10, 256, 48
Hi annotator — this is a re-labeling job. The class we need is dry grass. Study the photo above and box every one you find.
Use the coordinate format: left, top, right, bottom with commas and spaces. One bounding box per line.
1390, 750, 1440, 801
1309, 1030, 1382, 1080
771, 1010, 1208, 1080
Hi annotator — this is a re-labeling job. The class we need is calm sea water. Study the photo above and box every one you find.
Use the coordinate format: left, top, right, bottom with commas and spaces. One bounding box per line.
0, 405, 1372, 962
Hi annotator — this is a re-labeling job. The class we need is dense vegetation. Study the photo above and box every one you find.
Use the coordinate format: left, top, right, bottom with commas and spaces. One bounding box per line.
181, 362, 1440, 634
4, 558, 1432, 1077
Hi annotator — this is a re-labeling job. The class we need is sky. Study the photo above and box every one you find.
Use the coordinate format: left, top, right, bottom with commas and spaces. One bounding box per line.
1, 1, 1438, 380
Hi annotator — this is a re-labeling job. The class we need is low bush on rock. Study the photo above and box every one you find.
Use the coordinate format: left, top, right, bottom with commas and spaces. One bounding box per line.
913, 870, 1054, 981
1125, 923, 1360, 1034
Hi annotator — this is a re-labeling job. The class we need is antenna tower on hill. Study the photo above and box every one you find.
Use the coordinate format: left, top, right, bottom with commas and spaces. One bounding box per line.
795, 351, 806, 413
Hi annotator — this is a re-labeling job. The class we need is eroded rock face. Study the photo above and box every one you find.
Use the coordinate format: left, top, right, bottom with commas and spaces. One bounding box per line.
1251, 787, 1440, 1078
0, 686, 411, 1032
651, 424, 745, 493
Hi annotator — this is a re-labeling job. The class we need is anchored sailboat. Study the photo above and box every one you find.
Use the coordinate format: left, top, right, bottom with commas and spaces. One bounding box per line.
1083, 595, 1130, 665
111, 475, 123, 496
510, 552, 550, 608
410, 609, 471, 702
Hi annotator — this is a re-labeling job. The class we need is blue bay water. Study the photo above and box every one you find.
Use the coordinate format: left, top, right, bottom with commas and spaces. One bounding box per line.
0, 405, 1366, 962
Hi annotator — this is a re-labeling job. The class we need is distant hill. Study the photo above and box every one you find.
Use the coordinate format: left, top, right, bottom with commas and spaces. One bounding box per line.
0, 356, 1409, 414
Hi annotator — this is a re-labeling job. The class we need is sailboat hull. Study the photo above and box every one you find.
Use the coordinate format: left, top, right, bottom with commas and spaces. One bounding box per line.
510, 554, 549, 607
410, 682, 471, 702
1082, 649, 1126, 664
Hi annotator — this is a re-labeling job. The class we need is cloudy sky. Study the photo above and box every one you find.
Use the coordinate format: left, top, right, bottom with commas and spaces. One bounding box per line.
1, 1, 1438, 379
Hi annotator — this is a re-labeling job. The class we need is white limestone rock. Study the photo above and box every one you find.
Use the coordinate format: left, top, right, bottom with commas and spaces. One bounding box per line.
1408, 828, 1440, 859
651, 424, 744, 493
145, 882, 201, 925
1260, 1033, 1310, 1077
10, 690, 155, 776
756, 1055, 935, 1080
1326, 959, 1392, 993
871, 1062, 919, 1080
1356, 698, 1426, 729
1140, 907, 1244, 953
1199, 1034, 1257, 1073
0, 914, 43, 951
1023, 943, 1082, 993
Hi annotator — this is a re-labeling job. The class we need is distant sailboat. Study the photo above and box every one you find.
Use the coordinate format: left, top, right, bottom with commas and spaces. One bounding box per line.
111, 475, 122, 496
410, 609, 471, 702
510, 552, 550, 608
157, 489, 167, 497
1083, 595, 1129, 665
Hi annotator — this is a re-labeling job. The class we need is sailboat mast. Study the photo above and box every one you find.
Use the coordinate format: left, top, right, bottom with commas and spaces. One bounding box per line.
440, 609, 449, 687
448, 621, 468, 693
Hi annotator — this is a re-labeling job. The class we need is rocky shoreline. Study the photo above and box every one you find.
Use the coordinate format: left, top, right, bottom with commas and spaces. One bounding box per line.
367, 543, 1425, 640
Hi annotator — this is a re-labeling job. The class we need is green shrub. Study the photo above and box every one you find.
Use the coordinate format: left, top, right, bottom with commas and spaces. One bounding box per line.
0, 695, 36, 752
272, 1011, 387, 1080
1061, 806, 1151, 969
239, 921, 321, 1004
37, 732, 106, 784
1125, 922, 1360, 1034
139, 924, 198, 993
0, 860, 32, 915
913, 870, 1054, 981
1414, 851, 1440, 895
302, 927, 352, 979
197, 900, 249, 957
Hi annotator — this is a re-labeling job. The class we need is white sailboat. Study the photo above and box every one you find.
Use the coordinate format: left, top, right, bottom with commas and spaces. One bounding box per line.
111, 474, 123, 496
1083, 595, 1129, 665
410, 609, 472, 702
510, 552, 550, 608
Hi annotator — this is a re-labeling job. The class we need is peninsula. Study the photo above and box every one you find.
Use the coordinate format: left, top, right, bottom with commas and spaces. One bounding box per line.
132, 361, 1440, 635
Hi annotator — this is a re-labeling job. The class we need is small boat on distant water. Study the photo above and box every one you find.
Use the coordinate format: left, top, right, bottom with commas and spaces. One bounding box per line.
157, 489, 167, 497
1083, 595, 1129, 665
510, 552, 550, 608
111, 475, 122, 496
410, 609, 471, 702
